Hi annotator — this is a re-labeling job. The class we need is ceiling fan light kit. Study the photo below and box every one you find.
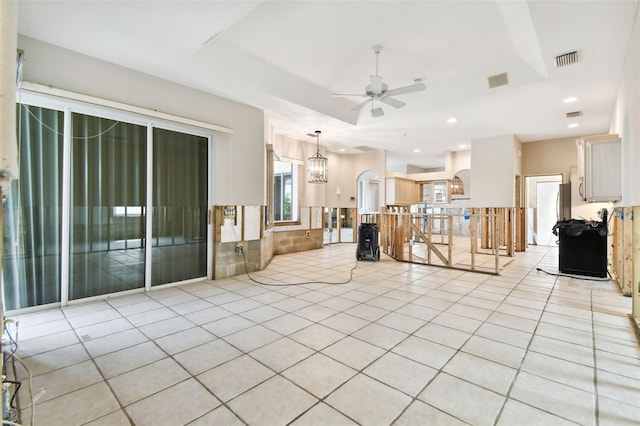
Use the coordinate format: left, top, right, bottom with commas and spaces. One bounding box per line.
307, 130, 328, 184
334, 45, 426, 117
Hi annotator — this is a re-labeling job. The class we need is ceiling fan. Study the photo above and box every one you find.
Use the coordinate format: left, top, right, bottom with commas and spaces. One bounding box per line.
333, 45, 426, 117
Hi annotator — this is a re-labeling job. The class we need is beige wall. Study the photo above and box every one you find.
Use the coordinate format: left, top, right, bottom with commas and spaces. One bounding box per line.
521, 137, 577, 183
18, 35, 265, 206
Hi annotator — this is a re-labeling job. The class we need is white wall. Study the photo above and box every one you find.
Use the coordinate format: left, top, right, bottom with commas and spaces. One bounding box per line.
470, 134, 517, 207
610, 4, 640, 206
18, 35, 265, 206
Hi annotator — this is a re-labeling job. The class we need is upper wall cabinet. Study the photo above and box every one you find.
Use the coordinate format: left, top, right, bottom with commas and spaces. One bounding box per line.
386, 177, 420, 205
420, 180, 451, 204
577, 135, 621, 202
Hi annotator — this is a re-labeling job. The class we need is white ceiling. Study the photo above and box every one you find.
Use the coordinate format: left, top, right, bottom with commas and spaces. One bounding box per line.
17, 0, 639, 170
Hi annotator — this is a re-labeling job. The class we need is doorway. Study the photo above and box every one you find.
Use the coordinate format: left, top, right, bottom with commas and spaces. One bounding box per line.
526, 175, 563, 246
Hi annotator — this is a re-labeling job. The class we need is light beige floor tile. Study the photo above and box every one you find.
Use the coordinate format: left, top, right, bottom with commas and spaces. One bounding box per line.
461, 336, 526, 369
376, 311, 426, 333
240, 305, 286, 322
18, 318, 71, 341
66, 308, 123, 328
95, 341, 165, 378
83, 328, 148, 358
345, 303, 389, 321
168, 299, 214, 315
198, 354, 274, 401
395, 303, 440, 321
443, 351, 517, 395
529, 335, 594, 367
201, 314, 255, 337
326, 374, 412, 425
392, 336, 456, 369
596, 349, 640, 380
75, 318, 133, 341
227, 375, 317, 425
154, 326, 215, 355
341, 289, 379, 303
24, 381, 120, 426
126, 378, 219, 426
595, 333, 640, 359
352, 323, 408, 349
598, 396, 640, 426
295, 304, 339, 322
116, 300, 164, 316
263, 313, 314, 335
173, 338, 242, 375
283, 353, 357, 398
108, 358, 190, 406
184, 305, 234, 325
597, 369, 640, 406
220, 297, 264, 314
510, 371, 595, 425
290, 402, 358, 426
188, 406, 245, 425
321, 312, 370, 334
84, 409, 132, 426
223, 324, 282, 352
394, 400, 468, 426
138, 315, 195, 339
14, 330, 79, 357
365, 295, 406, 311
431, 312, 483, 333
317, 295, 361, 311
497, 398, 578, 426
494, 302, 542, 321
475, 322, 532, 348
414, 323, 471, 349
364, 352, 437, 396
535, 321, 593, 347
418, 373, 505, 426
540, 311, 592, 333
127, 307, 178, 327
521, 351, 594, 392
289, 323, 346, 350
486, 311, 538, 333
29, 359, 103, 403
322, 336, 386, 370
250, 337, 314, 371
23, 342, 90, 376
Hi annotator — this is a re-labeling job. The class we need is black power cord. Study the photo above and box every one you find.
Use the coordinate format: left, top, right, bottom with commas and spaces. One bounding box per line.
536, 267, 611, 282
238, 247, 361, 287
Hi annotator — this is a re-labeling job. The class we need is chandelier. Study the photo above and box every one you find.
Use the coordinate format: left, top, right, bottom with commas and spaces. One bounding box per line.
307, 130, 328, 183
451, 175, 465, 195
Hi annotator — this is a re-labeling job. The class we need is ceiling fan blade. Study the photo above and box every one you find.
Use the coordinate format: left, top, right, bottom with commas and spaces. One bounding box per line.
332, 93, 367, 97
351, 98, 372, 111
381, 96, 405, 108
385, 81, 426, 97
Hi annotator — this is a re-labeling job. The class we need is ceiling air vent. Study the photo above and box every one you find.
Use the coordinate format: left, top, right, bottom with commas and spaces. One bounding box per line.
555, 50, 580, 67
487, 72, 509, 89
566, 111, 583, 118
354, 145, 377, 152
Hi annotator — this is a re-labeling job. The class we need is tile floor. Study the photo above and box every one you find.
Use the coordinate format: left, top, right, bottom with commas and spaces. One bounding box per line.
5, 244, 640, 425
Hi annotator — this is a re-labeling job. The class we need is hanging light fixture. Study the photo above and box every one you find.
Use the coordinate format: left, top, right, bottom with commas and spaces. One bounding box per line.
451, 175, 465, 195
307, 130, 328, 183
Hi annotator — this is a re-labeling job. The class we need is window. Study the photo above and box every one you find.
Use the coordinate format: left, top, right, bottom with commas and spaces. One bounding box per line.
274, 160, 298, 222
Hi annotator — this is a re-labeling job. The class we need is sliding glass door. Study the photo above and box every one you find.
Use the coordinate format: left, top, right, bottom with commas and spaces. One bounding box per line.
151, 128, 208, 286
2, 98, 211, 310
2, 105, 64, 310
69, 113, 147, 300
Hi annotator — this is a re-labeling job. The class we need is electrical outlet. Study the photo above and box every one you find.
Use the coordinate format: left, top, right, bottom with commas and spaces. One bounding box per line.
235, 244, 243, 254
305, 231, 311, 238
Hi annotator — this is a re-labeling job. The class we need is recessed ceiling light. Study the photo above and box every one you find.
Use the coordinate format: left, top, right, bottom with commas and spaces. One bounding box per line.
458, 144, 466, 149
564, 96, 577, 103
568, 123, 579, 128
413, 148, 421, 153
447, 117, 457, 124
339, 148, 346, 152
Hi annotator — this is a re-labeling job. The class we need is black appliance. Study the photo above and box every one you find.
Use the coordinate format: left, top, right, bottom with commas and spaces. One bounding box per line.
552, 217, 607, 278
356, 223, 379, 261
